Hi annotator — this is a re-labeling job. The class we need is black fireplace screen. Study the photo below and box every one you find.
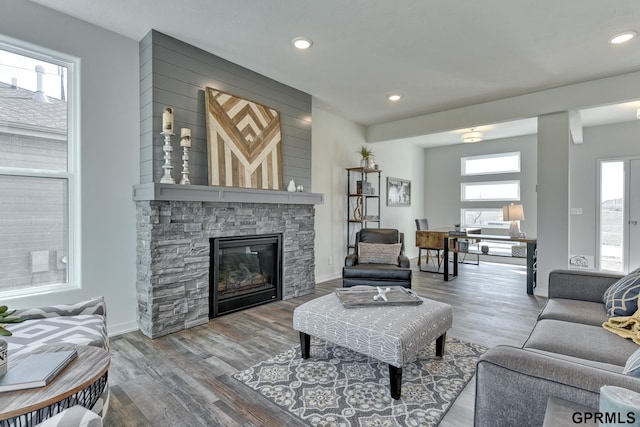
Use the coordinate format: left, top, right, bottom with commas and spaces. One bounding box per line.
210, 234, 282, 317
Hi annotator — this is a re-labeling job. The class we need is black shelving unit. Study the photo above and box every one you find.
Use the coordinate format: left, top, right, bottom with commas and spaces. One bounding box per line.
346, 167, 382, 252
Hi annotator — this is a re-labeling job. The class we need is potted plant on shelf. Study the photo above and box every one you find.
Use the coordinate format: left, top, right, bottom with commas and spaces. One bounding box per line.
0, 305, 24, 376
357, 145, 375, 169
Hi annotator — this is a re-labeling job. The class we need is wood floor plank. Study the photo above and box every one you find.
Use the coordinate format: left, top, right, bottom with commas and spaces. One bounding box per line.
104, 260, 545, 426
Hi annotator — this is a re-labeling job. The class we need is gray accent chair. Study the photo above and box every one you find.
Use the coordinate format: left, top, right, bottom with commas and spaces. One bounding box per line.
343, 228, 412, 288
474, 269, 640, 426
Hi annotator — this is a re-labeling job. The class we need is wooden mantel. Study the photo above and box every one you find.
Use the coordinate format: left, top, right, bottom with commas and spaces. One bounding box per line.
132, 183, 324, 205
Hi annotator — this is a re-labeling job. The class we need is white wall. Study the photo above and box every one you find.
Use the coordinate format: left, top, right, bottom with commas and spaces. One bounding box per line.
371, 141, 425, 258
570, 120, 640, 271
311, 103, 426, 282
311, 104, 366, 282
1, 1, 139, 335
423, 135, 538, 236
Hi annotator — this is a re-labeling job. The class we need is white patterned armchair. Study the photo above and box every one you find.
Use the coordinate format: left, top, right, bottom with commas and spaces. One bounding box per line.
4, 298, 110, 421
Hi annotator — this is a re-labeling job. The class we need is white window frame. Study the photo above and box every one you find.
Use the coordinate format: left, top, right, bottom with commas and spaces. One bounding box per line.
460, 208, 510, 228
461, 180, 521, 202
461, 151, 521, 176
0, 35, 81, 298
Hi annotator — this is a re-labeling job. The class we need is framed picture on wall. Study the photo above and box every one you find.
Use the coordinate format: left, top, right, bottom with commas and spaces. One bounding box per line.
387, 177, 411, 206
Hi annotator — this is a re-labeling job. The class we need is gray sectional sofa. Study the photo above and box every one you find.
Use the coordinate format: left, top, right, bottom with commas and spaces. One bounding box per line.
475, 269, 640, 426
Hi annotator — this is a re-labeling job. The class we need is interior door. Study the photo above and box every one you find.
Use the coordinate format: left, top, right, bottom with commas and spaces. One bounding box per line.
629, 160, 640, 270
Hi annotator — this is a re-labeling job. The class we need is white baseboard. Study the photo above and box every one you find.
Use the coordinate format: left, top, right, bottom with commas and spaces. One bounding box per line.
107, 320, 139, 337
315, 271, 341, 284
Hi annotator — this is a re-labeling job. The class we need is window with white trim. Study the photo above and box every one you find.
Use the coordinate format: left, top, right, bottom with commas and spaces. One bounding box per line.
459, 151, 522, 227
0, 39, 78, 296
461, 151, 520, 175
461, 209, 510, 228
461, 180, 520, 201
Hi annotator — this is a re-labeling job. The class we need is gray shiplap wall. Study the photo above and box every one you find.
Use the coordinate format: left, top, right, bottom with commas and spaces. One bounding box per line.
139, 30, 312, 189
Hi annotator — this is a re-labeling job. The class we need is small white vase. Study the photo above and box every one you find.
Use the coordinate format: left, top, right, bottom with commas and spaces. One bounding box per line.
287, 179, 296, 192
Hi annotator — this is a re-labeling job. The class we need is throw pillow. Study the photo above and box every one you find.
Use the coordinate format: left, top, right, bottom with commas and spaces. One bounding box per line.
603, 269, 640, 317
358, 242, 401, 265
623, 347, 640, 378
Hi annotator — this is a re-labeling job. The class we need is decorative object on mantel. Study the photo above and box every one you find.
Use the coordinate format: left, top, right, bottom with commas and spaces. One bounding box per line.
179, 128, 191, 185
205, 87, 283, 190
357, 145, 376, 169
287, 179, 296, 192
160, 107, 176, 184
296, 184, 304, 192
162, 106, 173, 133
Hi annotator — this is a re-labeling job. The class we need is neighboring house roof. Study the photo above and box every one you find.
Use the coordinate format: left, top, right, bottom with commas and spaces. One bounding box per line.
0, 81, 67, 132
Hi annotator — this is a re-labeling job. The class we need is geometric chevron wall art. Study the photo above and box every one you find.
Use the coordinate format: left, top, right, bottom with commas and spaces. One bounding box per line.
205, 87, 284, 189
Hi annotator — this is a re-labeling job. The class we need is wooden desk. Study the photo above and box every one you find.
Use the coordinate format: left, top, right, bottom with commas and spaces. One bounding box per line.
416, 229, 537, 295
0, 345, 110, 426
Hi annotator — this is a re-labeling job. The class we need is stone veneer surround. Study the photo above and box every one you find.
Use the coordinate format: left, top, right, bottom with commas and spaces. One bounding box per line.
136, 200, 316, 338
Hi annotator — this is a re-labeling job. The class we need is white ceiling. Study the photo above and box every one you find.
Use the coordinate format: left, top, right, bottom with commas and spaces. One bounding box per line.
30, 0, 640, 145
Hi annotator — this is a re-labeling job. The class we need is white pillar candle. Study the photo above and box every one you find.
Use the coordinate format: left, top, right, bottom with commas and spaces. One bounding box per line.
162, 107, 174, 133
180, 128, 191, 147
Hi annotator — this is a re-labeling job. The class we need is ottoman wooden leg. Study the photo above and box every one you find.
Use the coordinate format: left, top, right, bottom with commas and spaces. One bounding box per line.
299, 332, 311, 359
436, 332, 447, 357
389, 365, 402, 399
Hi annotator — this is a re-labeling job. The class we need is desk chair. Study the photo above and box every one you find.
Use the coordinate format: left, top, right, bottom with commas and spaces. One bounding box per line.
415, 219, 444, 272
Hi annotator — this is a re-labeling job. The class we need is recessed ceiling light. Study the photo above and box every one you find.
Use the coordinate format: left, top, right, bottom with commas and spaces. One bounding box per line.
292, 37, 313, 49
388, 94, 401, 101
609, 31, 637, 44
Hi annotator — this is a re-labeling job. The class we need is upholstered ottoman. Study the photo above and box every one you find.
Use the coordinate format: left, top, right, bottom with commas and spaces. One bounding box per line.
292, 289, 453, 399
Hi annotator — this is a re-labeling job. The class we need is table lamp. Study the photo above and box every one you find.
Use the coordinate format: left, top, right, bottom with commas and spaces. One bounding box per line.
503, 203, 524, 238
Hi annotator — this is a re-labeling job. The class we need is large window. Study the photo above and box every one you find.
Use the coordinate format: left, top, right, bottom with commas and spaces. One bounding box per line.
460, 151, 522, 227
461, 209, 510, 227
461, 152, 520, 176
0, 39, 78, 296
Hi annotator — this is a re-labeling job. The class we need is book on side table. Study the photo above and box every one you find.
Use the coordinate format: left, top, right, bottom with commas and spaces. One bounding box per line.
0, 349, 78, 392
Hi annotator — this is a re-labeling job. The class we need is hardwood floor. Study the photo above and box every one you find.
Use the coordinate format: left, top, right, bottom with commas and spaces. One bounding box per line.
104, 261, 546, 426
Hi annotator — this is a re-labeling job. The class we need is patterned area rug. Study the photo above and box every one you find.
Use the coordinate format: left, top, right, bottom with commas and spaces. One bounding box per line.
233, 337, 486, 426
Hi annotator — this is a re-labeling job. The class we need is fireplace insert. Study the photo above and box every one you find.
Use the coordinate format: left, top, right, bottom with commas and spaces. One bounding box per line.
210, 234, 282, 317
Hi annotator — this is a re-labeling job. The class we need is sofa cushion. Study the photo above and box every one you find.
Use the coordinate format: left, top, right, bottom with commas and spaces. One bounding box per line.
4, 314, 108, 357
524, 319, 639, 366
343, 263, 411, 280
604, 268, 640, 317
538, 299, 608, 326
624, 348, 640, 378
358, 242, 401, 264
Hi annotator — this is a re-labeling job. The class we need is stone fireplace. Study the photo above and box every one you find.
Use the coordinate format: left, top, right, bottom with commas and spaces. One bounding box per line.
134, 184, 322, 338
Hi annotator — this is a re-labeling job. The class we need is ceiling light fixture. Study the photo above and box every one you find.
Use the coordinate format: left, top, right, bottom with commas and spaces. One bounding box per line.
388, 94, 401, 101
609, 31, 637, 44
292, 37, 313, 49
462, 129, 483, 143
